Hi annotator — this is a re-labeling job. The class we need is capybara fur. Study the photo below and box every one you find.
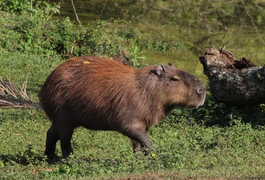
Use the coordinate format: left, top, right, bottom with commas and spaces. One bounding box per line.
39, 56, 206, 160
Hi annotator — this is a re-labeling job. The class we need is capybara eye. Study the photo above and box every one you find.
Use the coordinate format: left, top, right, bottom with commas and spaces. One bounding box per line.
170, 75, 179, 81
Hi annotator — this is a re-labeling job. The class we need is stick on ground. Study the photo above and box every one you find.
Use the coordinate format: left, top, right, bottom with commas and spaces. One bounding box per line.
0, 77, 42, 110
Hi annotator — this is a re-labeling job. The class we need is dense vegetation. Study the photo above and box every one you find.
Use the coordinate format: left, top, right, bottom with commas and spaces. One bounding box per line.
1, 0, 265, 179
49, 0, 265, 58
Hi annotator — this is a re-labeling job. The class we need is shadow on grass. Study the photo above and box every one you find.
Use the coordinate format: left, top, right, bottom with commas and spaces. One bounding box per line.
188, 91, 265, 128
0, 153, 67, 165
207, 104, 265, 127
0, 144, 48, 166
0, 153, 46, 166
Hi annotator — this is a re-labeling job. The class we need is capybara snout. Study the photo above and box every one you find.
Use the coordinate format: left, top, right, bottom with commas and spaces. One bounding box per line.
190, 76, 206, 108
39, 56, 206, 160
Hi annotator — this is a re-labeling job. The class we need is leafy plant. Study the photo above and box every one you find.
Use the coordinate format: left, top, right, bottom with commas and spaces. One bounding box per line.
128, 44, 146, 66
0, 0, 30, 13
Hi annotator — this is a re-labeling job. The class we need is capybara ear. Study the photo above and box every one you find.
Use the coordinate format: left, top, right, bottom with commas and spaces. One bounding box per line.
155, 65, 165, 76
168, 63, 174, 67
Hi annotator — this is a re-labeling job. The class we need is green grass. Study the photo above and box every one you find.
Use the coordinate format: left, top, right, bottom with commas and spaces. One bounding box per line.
1, 1, 265, 179
1, 51, 265, 179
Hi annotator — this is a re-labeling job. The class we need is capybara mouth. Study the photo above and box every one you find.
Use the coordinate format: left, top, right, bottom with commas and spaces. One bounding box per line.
189, 96, 206, 109
188, 104, 202, 109
187, 105, 198, 109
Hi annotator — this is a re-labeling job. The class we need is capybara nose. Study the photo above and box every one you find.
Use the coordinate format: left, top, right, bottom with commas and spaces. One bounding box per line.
197, 86, 206, 94
197, 88, 203, 94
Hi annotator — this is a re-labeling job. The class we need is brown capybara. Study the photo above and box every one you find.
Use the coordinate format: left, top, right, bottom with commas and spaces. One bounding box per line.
39, 56, 206, 160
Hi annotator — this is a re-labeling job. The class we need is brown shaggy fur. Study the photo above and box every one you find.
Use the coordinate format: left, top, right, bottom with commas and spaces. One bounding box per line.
39, 56, 206, 159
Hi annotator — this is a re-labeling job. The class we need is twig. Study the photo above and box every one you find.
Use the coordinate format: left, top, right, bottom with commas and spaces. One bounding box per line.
247, 10, 265, 45
71, 0, 82, 26
0, 77, 42, 110
98, 0, 108, 19
70, 43, 75, 58
239, 0, 265, 45
0, 99, 42, 110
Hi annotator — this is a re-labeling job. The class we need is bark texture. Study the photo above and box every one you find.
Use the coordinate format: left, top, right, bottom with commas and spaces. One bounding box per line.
199, 46, 265, 105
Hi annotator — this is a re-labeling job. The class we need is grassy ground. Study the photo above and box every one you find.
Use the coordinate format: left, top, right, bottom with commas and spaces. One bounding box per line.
1, 51, 265, 179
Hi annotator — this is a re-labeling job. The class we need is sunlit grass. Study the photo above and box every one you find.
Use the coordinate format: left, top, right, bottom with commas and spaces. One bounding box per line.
1, 52, 265, 179
1, 13, 265, 178
1, 106, 265, 179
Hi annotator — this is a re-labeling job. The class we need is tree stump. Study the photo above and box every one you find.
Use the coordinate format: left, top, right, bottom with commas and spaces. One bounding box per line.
199, 46, 265, 105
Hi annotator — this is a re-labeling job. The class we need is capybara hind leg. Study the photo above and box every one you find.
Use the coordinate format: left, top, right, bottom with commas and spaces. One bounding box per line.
45, 125, 59, 160
58, 126, 74, 159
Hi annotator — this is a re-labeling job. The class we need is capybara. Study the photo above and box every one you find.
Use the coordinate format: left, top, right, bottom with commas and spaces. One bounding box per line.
39, 56, 206, 160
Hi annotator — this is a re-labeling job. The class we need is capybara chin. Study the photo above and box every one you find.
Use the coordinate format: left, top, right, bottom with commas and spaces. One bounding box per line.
39, 55, 206, 160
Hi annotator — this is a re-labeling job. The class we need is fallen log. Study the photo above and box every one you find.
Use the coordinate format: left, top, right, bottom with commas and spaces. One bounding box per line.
199, 46, 265, 105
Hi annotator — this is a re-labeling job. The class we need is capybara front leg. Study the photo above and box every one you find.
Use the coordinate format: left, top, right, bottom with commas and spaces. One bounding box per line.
124, 129, 152, 152
131, 139, 144, 153
45, 124, 59, 160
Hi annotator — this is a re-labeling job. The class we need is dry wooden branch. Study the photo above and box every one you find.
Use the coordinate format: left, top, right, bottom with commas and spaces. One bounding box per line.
71, 0, 82, 26
0, 77, 42, 110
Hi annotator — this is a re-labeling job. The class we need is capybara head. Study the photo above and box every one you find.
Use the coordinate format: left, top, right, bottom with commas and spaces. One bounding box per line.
149, 63, 205, 109
39, 56, 206, 160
